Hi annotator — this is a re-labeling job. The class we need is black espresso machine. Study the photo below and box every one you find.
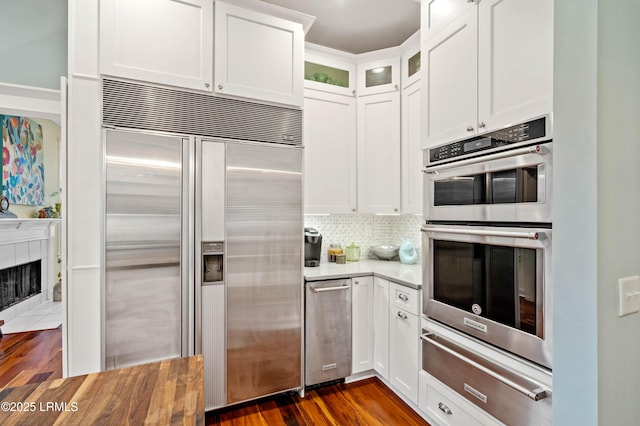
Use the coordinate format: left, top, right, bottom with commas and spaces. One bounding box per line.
304, 227, 322, 267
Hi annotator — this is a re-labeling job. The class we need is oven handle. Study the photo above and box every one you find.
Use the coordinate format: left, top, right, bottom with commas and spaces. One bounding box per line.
423, 144, 543, 174
421, 332, 548, 401
421, 225, 542, 240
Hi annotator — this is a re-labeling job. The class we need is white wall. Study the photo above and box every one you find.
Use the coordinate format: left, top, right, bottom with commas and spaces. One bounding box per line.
0, 0, 67, 90
555, 0, 640, 424
553, 1, 599, 423
596, 0, 640, 423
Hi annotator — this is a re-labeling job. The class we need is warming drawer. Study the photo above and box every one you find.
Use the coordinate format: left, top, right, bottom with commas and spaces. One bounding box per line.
421, 332, 551, 426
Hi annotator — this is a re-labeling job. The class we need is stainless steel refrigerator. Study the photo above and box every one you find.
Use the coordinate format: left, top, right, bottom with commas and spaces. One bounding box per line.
104, 129, 303, 407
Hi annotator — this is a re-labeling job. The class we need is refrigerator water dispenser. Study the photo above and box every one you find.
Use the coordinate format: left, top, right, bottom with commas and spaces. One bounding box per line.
203, 241, 224, 284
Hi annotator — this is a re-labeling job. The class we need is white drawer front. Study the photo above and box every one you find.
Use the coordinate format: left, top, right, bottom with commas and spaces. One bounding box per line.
420, 371, 502, 426
390, 282, 419, 315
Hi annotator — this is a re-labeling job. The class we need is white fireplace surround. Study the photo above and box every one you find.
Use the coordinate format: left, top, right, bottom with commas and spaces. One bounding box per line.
0, 219, 59, 325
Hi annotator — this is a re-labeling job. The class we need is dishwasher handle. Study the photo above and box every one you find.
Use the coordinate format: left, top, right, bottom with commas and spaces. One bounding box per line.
310, 285, 351, 293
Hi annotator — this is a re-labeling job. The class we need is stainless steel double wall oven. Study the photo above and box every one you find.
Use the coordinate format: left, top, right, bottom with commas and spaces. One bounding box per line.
422, 115, 553, 370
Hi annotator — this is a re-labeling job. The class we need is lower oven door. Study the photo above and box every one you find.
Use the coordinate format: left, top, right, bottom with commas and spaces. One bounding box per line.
421, 332, 551, 426
421, 223, 552, 369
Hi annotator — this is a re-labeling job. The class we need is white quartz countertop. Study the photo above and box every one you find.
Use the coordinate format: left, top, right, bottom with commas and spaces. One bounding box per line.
304, 259, 422, 289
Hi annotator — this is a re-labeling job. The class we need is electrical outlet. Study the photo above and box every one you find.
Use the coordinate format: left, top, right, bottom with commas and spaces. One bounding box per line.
618, 276, 640, 317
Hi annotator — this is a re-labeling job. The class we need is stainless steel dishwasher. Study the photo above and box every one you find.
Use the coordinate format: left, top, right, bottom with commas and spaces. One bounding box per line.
305, 279, 352, 387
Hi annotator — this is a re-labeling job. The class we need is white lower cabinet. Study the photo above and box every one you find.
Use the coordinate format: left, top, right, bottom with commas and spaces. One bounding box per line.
349, 276, 421, 405
373, 277, 390, 380
389, 304, 420, 404
419, 371, 503, 426
352, 276, 374, 374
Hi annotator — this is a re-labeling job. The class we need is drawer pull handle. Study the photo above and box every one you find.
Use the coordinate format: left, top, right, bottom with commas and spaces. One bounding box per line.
397, 311, 408, 320
438, 402, 452, 415
398, 294, 409, 301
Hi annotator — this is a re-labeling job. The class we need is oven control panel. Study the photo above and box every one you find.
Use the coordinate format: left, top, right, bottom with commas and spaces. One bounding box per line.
429, 116, 548, 163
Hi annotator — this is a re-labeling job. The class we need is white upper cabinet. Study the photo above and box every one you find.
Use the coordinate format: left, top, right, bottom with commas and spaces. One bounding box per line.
214, 1, 306, 107
357, 57, 401, 96
401, 31, 422, 89
402, 81, 423, 215
477, 0, 554, 132
422, 7, 478, 148
305, 49, 357, 97
357, 92, 401, 214
401, 32, 423, 215
421, 0, 553, 149
100, 0, 213, 91
303, 90, 357, 214
421, 0, 474, 44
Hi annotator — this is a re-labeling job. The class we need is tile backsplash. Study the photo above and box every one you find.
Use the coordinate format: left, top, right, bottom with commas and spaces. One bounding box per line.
304, 214, 423, 263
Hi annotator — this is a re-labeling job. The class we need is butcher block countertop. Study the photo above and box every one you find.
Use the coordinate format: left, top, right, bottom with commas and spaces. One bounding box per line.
0, 355, 204, 425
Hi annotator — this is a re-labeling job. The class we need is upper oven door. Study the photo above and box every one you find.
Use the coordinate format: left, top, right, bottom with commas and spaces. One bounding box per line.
421, 223, 552, 369
424, 142, 552, 223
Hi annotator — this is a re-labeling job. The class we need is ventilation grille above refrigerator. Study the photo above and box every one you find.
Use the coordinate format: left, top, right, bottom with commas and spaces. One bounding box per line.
102, 79, 303, 146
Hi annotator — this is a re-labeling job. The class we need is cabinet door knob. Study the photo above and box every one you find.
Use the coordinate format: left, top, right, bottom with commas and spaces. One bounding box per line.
218, 84, 224, 90
397, 311, 408, 320
204, 83, 210, 89
352, 208, 356, 213
438, 402, 453, 415
398, 293, 409, 301
466, 126, 474, 132
352, 90, 357, 96
394, 208, 398, 212
354, 280, 359, 285
478, 122, 486, 129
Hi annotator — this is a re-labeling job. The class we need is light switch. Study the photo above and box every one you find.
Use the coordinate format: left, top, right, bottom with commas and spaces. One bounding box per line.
618, 275, 640, 317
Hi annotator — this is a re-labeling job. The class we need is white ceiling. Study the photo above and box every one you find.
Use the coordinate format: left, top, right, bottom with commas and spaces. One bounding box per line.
261, 0, 421, 54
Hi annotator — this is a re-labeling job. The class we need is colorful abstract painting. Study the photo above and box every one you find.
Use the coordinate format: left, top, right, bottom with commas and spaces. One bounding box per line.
1, 115, 45, 205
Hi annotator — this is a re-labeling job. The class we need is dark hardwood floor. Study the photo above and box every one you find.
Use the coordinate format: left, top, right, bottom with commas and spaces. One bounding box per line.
207, 378, 429, 426
0, 329, 428, 425
0, 326, 62, 388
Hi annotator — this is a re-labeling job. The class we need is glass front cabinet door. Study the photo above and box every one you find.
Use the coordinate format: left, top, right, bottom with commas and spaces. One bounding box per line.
304, 51, 356, 97
357, 57, 401, 96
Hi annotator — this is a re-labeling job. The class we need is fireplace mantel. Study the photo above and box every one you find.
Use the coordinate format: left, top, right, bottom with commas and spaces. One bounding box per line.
0, 218, 60, 244
0, 218, 60, 229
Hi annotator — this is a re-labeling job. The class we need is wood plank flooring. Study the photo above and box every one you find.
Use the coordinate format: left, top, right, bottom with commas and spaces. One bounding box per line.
0, 326, 62, 388
0, 329, 429, 425
206, 378, 430, 426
